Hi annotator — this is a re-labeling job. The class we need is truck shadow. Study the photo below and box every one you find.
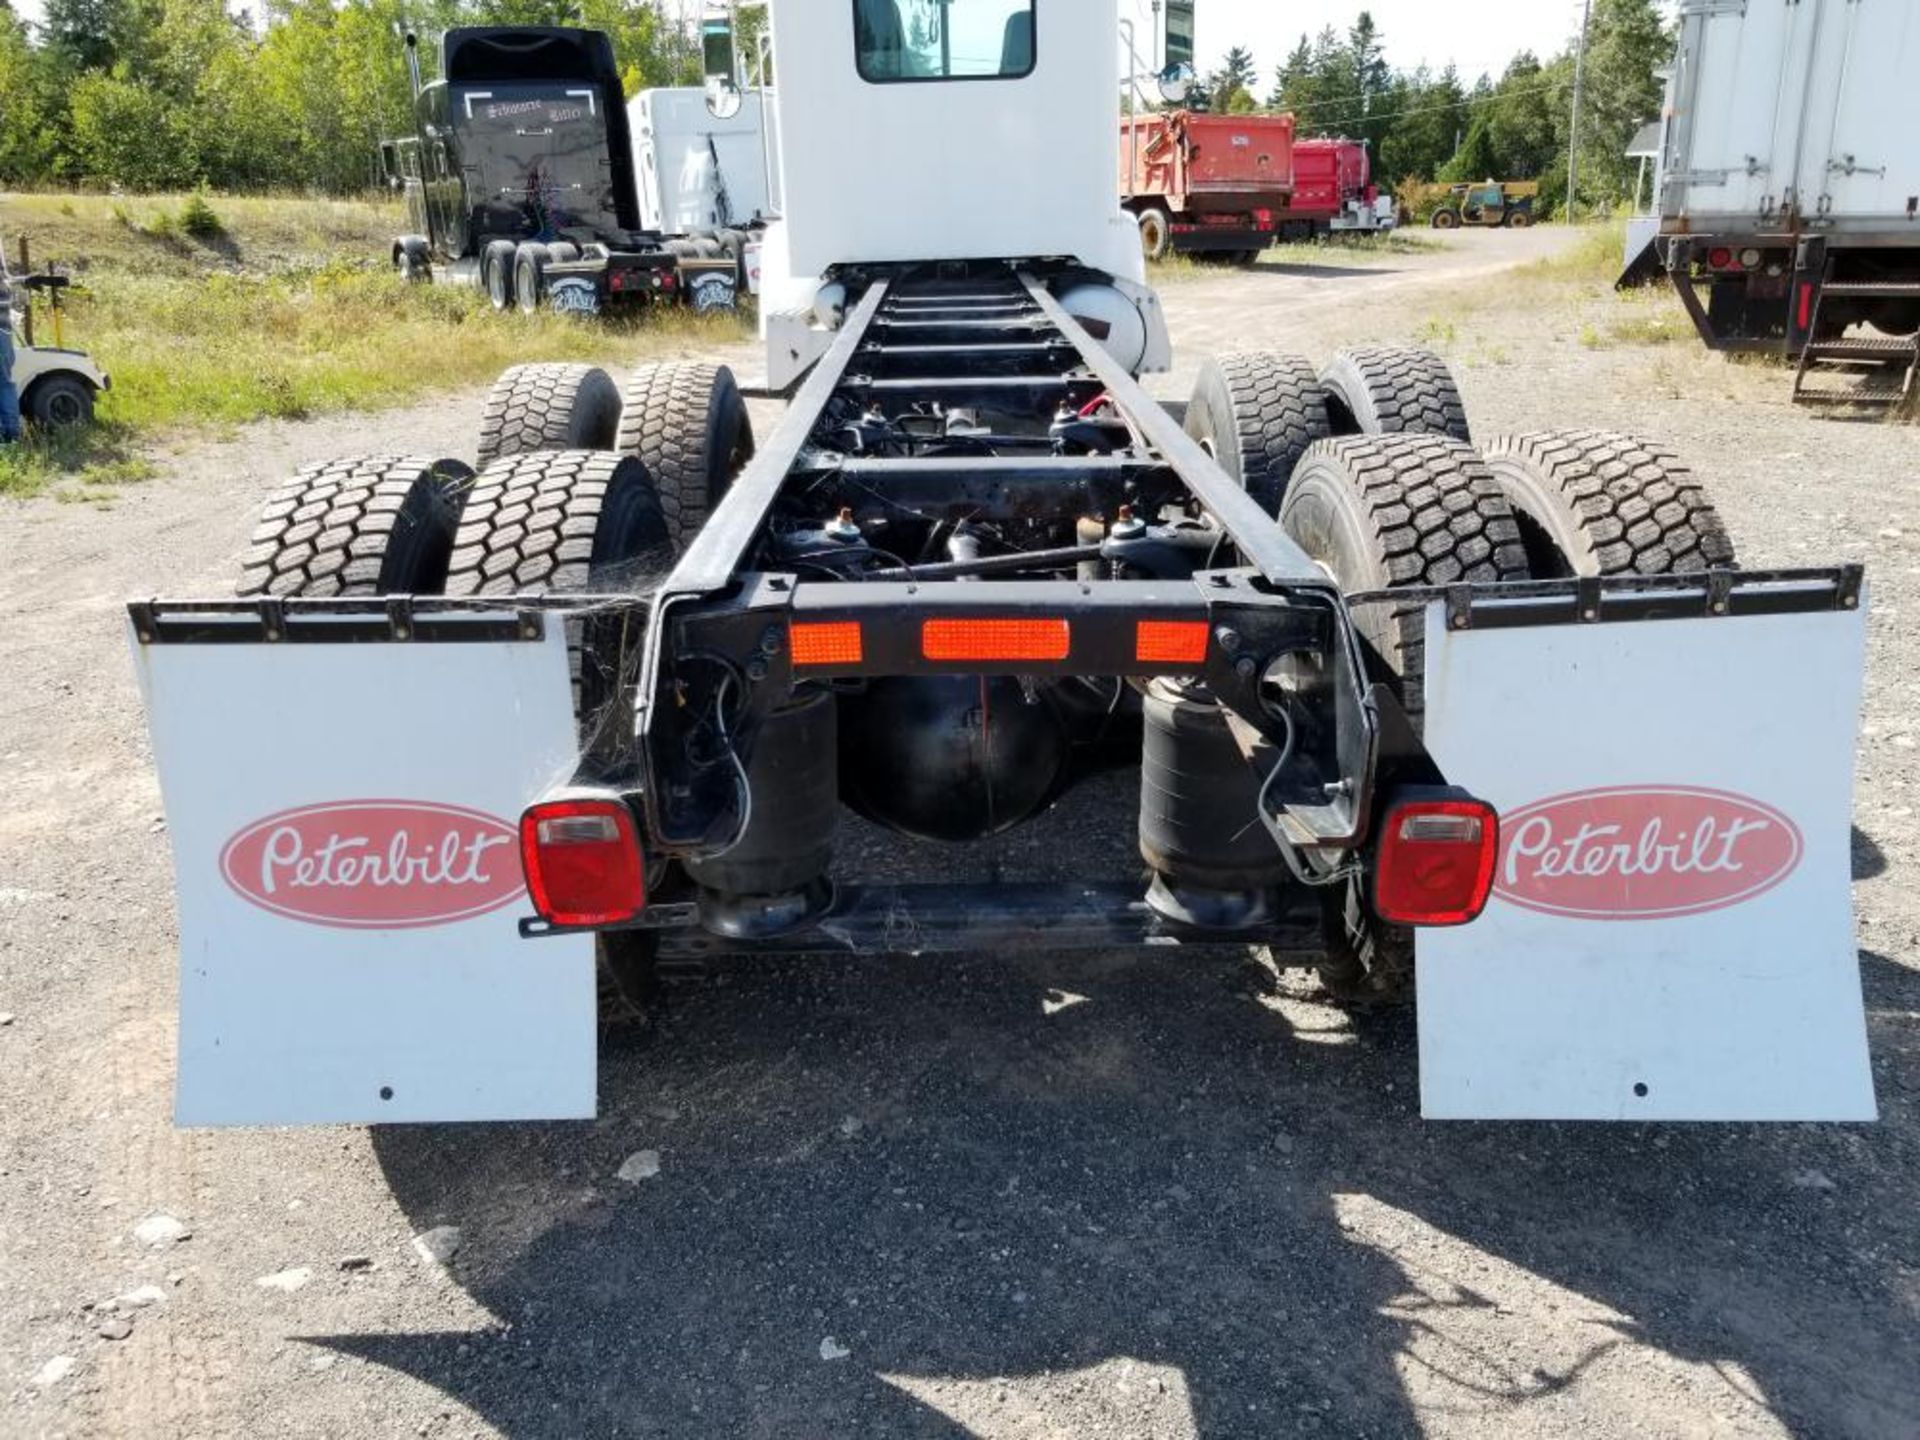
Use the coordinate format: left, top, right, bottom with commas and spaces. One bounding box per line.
329, 942, 1917, 1437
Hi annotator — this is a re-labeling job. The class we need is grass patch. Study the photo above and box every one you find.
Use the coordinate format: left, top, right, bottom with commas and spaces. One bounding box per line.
86, 263, 750, 431
1152, 228, 1438, 282
1518, 219, 1631, 287
7, 191, 397, 277
0, 422, 156, 501
1, 191, 756, 499
1253, 230, 1439, 269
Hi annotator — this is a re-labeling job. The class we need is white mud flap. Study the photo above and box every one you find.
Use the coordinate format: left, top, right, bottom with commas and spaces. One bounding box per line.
1418, 596, 1874, 1121
131, 612, 594, 1127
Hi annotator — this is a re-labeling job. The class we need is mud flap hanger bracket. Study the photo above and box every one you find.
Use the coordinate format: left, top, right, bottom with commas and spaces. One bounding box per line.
1344, 566, 1863, 633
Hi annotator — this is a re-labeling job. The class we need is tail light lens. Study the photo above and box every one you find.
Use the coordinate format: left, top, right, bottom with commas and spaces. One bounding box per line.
1373, 794, 1498, 927
519, 796, 645, 928
922, 618, 1071, 663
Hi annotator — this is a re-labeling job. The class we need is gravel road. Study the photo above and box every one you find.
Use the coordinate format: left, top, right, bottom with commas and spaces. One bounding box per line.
3, 229, 1916, 1439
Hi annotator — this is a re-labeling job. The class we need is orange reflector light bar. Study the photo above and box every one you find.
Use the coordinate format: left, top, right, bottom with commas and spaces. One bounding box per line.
922, 618, 1071, 663
790, 621, 864, 667
1135, 620, 1210, 666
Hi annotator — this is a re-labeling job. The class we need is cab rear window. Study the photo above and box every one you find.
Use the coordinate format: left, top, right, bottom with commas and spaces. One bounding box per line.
854, 0, 1036, 82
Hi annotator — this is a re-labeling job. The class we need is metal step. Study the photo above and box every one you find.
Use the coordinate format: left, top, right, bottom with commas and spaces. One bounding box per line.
1820, 281, 1920, 298
1795, 387, 1906, 407
1803, 336, 1919, 362
1795, 373, 1909, 405
1794, 265, 1919, 408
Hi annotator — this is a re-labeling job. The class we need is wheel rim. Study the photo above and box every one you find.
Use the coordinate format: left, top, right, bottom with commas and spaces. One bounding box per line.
1140, 214, 1167, 258
46, 389, 85, 426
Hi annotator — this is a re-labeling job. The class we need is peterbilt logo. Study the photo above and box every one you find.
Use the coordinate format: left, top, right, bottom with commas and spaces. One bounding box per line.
220, 802, 522, 929
1495, 787, 1803, 921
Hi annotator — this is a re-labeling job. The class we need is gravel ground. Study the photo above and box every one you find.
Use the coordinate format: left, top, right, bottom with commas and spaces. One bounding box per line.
2, 229, 1916, 1439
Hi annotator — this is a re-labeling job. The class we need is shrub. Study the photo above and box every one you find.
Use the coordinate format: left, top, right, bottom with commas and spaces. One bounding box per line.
179, 192, 225, 241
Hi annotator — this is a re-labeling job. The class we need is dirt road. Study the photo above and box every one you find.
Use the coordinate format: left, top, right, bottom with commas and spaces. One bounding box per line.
3, 229, 1916, 1438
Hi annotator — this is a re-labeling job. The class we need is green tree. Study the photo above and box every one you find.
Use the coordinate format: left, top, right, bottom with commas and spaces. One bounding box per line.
1570, 0, 1669, 209
39, 0, 151, 71
0, 4, 63, 183
1378, 65, 1468, 182
1207, 44, 1257, 112
1484, 52, 1565, 179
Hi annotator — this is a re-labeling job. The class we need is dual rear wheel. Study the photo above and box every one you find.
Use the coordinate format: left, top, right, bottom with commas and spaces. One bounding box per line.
234, 363, 757, 1027
1182, 343, 1738, 1003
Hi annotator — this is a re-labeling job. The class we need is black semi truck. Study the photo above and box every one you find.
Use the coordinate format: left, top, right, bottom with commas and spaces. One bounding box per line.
380, 27, 716, 316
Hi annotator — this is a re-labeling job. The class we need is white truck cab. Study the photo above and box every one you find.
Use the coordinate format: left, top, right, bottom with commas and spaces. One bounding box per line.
736, 0, 1174, 388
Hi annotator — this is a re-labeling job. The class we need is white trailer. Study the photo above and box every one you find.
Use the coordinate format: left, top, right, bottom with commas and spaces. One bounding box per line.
1654, 0, 1920, 404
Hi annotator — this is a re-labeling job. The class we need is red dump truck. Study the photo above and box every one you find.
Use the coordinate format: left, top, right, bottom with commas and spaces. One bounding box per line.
1122, 110, 1296, 262
1286, 137, 1395, 239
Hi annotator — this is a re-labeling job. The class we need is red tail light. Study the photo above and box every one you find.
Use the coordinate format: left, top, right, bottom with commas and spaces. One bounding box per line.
519, 796, 645, 927
1373, 795, 1498, 927
923, 618, 1070, 662
1135, 619, 1209, 666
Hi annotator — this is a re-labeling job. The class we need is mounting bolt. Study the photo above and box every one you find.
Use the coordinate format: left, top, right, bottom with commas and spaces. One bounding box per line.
746, 659, 769, 682
1235, 657, 1258, 681
760, 626, 784, 656
1216, 627, 1243, 654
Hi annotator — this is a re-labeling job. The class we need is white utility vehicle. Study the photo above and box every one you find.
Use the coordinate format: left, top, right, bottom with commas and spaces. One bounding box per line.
7, 259, 109, 430
132, 0, 1875, 1130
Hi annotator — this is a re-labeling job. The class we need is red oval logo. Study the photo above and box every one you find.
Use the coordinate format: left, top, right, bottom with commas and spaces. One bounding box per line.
220, 801, 524, 929
1495, 786, 1803, 921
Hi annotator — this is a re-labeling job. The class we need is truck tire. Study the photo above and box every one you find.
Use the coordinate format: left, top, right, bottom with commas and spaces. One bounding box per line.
1319, 346, 1470, 443
1137, 205, 1173, 262
1483, 431, 1737, 579
394, 236, 431, 283
1281, 435, 1528, 1010
1280, 435, 1529, 729
442, 449, 675, 1029
1504, 209, 1533, 229
1430, 208, 1461, 230
615, 362, 756, 545
475, 362, 623, 468
483, 240, 517, 311
514, 243, 550, 314
443, 449, 675, 760
23, 374, 95, 429
1182, 352, 1330, 515
236, 455, 472, 598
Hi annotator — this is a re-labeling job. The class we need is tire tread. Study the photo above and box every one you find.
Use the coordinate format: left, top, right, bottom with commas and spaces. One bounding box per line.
1484, 430, 1737, 575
